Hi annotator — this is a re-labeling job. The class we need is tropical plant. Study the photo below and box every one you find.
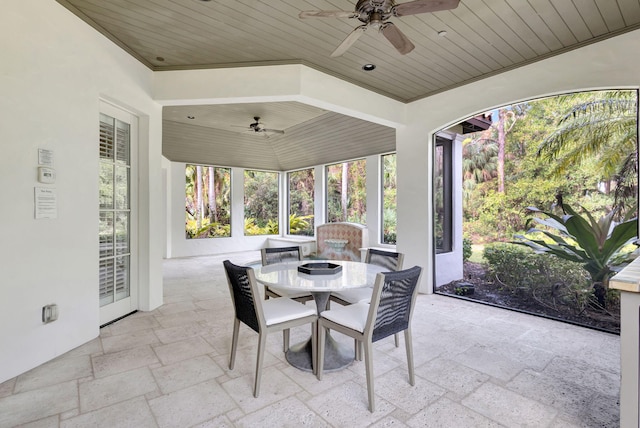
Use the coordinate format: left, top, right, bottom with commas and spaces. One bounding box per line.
244, 218, 266, 236
462, 137, 498, 202
466, 107, 523, 193
326, 159, 367, 224
244, 170, 279, 231
288, 213, 313, 235
536, 90, 638, 213
513, 202, 637, 307
288, 168, 315, 236
185, 164, 231, 239
462, 236, 473, 262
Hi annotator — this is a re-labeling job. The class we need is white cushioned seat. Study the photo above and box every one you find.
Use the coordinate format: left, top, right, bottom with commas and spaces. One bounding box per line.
331, 287, 372, 304
272, 289, 317, 300
263, 298, 316, 326
320, 302, 369, 332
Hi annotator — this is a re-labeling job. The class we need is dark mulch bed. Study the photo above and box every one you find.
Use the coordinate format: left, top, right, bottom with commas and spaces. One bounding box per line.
437, 262, 620, 334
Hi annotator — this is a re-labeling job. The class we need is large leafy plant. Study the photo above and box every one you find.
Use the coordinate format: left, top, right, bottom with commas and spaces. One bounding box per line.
513, 203, 637, 306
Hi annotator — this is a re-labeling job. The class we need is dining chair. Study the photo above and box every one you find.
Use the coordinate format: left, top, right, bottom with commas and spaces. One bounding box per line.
223, 260, 317, 397
330, 248, 405, 349
261, 246, 313, 303
316, 265, 423, 412
261, 246, 314, 351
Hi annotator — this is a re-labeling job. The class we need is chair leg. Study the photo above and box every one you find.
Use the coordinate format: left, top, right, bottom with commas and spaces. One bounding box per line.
311, 321, 317, 376
254, 332, 267, 397
363, 340, 375, 412
354, 339, 363, 361
394, 333, 400, 348
404, 328, 415, 386
229, 318, 240, 370
316, 321, 326, 380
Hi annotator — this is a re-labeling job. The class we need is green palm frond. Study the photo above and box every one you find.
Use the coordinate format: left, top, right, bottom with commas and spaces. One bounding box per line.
537, 91, 637, 177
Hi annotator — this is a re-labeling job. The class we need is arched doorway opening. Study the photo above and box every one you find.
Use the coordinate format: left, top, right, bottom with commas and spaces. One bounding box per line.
433, 89, 639, 334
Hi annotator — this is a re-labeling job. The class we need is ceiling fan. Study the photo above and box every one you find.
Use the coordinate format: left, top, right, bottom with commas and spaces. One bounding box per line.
236, 117, 285, 137
299, 0, 460, 57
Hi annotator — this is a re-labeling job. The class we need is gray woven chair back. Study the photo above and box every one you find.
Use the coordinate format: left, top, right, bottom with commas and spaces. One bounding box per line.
262, 246, 302, 265
372, 266, 422, 343
366, 248, 402, 271
223, 260, 259, 333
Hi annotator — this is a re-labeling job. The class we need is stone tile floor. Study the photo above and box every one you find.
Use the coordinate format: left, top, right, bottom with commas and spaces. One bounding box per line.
0, 251, 620, 427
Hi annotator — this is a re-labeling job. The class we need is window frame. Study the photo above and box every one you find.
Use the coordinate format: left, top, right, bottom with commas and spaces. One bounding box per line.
243, 168, 280, 236
380, 152, 397, 245
184, 164, 232, 239
286, 167, 315, 237
325, 158, 367, 225
434, 136, 453, 253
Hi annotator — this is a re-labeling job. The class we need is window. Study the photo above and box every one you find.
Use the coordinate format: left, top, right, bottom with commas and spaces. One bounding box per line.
99, 113, 131, 307
185, 164, 231, 239
288, 168, 314, 236
326, 159, 367, 224
244, 170, 279, 235
435, 137, 453, 253
381, 153, 397, 244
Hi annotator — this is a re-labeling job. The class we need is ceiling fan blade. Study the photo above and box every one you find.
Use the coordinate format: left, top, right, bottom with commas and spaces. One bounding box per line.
331, 25, 367, 57
263, 129, 285, 135
299, 10, 359, 19
381, 23, 415, 55
392, 0, 460, 17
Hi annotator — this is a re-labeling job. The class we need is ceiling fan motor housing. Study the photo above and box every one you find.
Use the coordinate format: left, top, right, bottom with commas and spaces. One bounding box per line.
356, 0, 395, 23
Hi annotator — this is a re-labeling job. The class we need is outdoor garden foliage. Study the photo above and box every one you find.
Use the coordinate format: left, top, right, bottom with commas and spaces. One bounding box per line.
460, 90, 637, 245
483, 243, 595, 315
442, 90, 638, 332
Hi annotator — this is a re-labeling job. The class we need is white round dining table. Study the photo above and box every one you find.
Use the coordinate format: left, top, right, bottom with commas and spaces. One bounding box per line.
253, 260, 386, 372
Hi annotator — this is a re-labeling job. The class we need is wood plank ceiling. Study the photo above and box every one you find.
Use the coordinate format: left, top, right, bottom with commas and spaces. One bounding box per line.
56, 0, 640, 170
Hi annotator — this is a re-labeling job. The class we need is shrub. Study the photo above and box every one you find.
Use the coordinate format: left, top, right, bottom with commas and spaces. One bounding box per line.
483, 242, 594, 313
483, 243, 540, 293
462, 237, 473, 262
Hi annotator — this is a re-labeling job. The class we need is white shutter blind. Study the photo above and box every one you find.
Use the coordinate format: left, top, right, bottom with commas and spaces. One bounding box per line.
99, 113, 131, 307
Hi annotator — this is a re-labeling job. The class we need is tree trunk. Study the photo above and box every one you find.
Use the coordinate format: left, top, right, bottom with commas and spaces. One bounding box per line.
196, 165, 203, 230
341, 162, 349, 221
497, 109, 506, 193
208, 166, 217, 223
592, 281, 607, 309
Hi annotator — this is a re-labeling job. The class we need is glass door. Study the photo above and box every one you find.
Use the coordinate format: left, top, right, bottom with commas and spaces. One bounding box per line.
99, 103, 137, 325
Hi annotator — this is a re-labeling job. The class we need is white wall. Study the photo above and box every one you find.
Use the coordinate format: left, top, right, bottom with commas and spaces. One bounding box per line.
168, 162, 271, 258
400, 28, 640, 293
0, 2, 163, 383
153, 66, 406, 128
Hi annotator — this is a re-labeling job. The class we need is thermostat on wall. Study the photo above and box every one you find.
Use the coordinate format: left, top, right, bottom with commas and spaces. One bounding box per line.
38, 167, 56, 184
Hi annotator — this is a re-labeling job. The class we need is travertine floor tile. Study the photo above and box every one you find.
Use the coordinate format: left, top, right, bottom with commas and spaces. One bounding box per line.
148, 379, 235, 428
234, 396, 328, 428
0, 252, 620, 427
92, 345, 159, 378
462, 382, 558, 427
407, 397, 502, 428
61, 397, 157, 428
151, 355, 224, 394
416, 357, 489, 400
79, 367, 157, 412
14, 354, 91, 393
0, 381, 77, 427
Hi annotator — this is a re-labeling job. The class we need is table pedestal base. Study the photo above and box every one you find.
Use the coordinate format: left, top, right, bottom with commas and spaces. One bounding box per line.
286, 334, 354, 373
